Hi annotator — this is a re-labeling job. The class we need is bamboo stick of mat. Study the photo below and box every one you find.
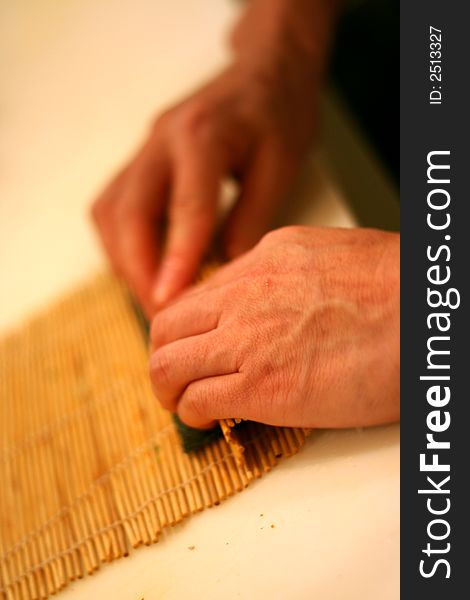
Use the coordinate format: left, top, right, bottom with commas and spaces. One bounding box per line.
0, 273, 309, 599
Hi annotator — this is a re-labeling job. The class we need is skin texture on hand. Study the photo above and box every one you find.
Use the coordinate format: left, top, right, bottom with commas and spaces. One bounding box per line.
90, 0, 337, 317
149, 226, 400, 430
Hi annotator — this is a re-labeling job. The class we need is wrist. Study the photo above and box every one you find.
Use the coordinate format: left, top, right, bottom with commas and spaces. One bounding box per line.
230, 47, 319, 110
230, 0, 339, 84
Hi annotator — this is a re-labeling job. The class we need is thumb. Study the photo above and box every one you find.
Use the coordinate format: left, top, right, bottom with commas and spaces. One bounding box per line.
152, 151, 223, 307
223, 143, 294, 258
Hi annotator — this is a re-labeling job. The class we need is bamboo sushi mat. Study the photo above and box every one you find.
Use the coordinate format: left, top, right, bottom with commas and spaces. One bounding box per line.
0, 273, 309, 600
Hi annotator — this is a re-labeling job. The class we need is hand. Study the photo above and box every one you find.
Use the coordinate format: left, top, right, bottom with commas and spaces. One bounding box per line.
91, 58, 318, 317
149, 226, 400, 430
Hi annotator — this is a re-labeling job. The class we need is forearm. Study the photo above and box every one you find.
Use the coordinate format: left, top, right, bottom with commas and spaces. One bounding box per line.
230, 0, 341, 80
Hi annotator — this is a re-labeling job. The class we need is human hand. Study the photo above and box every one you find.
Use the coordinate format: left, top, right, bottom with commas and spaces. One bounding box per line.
91, 56, 318, 317
149, 226, 400, 429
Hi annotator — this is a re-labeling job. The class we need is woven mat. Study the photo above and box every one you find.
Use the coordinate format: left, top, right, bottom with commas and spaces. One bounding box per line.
0, 273, 309, 599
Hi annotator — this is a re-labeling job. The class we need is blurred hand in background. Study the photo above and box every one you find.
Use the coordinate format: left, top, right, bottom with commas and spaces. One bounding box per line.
91, 0, 337, 316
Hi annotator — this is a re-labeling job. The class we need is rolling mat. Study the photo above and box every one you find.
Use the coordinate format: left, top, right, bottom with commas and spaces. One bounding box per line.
0, 273, 309, 599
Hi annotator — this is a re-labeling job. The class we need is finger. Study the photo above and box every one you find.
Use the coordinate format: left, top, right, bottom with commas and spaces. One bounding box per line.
91, 165, 132, 275
152, 147, 225, 308
223, 143, 294, 258
177, 372, 247, 429
150, 251, 260, 350
149, 330, 239, 413
115, 213, 161, 316
150, 289, 223, 350
114, 151, 169, 316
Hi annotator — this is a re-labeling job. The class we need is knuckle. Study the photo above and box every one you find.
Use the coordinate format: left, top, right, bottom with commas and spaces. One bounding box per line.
160, 250, 190, 279
184, 386, 208, 419
171, 198, 213, 228
178, 100, 211, 139
169, 204, 214, 240
151, 109, 173, 132
259, 228, 281, 247
259, 225, 304, 247
149, 349, 173, 389
149, 310, 171, 349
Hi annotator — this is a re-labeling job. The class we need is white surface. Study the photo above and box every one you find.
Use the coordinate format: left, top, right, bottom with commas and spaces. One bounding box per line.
0, 0, 399, 598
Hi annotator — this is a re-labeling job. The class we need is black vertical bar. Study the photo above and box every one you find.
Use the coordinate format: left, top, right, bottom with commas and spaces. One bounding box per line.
401, 1, 469, 596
